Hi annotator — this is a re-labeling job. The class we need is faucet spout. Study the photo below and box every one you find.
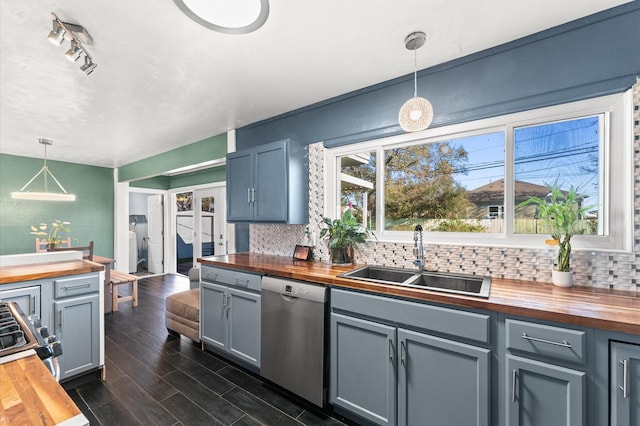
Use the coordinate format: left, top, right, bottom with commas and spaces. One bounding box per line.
413, 225, 425, 270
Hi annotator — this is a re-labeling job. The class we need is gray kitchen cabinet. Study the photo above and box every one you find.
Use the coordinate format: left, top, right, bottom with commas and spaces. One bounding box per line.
0, 284, 40, 321
506, 354, 585, 426
53, 273, 101, 381
330, 312, 397, 426
54, 293, 100, 380
502, 317, 588, 426
330, 288, 493, 426
226, 139, 308, 223
398, 328, 490, 426
609, 341, 640, 426
200, 266, 261, 369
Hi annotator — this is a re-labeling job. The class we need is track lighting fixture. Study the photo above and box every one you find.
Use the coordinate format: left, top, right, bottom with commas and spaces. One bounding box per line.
80, 55, 97, 75
65, 40, 82, 62
48, 12, 97, 75
47, 20, 66, 46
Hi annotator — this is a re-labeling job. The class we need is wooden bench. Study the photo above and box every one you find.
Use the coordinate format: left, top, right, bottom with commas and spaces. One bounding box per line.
110, 270, 138, 311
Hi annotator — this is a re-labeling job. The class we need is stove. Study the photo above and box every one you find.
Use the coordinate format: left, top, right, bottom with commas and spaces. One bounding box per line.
0, 301, 62, 379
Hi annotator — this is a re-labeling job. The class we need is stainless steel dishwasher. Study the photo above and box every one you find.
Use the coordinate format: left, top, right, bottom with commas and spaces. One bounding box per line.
261, 276, 328, 407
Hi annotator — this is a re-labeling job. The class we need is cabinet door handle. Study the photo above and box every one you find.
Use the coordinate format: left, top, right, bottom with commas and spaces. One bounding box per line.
222, 294, 227, 309
521, 332, 572, 348
247, 188, 252, 204
619, 359, 629, 399
57, 310, 63, 334
63, 283, 91, 291
400, 340, 406, 366
235, 278, 250, 287
511, 369, 517, 402
226, 295, 231, 317
388, 339, 393, 361
30, 295, 35, 316
251, 188, 256, 203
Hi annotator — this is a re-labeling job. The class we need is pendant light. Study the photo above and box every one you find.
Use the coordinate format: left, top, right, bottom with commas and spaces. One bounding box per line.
11, 139, 76, 201
398, 31, 434, 132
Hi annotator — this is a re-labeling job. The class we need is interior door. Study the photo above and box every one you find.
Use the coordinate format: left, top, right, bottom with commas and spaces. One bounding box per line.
147, 194, 164, 274
194, 187, 227, 261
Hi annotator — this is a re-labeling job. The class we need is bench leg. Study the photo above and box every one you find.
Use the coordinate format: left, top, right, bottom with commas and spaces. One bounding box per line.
112, 283, 118, 312
132, 280, 138, 307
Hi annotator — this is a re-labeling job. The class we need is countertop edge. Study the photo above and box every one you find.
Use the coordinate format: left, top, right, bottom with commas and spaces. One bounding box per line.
0, 260, 104, 285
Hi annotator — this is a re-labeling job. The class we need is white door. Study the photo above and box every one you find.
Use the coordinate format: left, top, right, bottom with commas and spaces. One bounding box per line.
194, 186, 227, 260
147, 194, 164, 274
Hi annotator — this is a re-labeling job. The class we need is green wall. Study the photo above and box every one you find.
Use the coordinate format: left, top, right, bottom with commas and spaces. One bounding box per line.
118, 133, 227, 182
0, 154, 114, 257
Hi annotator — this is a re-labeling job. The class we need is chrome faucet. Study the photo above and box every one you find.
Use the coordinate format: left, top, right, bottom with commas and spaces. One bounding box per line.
413, 225, 426, 270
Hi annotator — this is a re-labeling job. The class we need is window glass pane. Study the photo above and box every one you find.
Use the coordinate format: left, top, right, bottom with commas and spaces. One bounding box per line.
339, 152, 376, 231
514, 116, 601, 235
384, 132, 504, 232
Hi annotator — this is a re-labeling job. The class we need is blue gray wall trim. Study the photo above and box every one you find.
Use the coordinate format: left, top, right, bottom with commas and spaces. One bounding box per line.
237, 2, 640, 150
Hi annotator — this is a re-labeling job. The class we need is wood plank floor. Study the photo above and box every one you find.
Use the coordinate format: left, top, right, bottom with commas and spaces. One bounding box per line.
63, 274, 352, 426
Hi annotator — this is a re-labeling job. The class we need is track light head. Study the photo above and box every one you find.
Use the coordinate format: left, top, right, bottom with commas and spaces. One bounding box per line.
65, 40, 82, 62
47, 20, 66, 46
80, 55, 97, 75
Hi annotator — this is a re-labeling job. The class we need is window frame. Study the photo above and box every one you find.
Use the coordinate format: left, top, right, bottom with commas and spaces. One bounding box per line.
324, 91, 633, 253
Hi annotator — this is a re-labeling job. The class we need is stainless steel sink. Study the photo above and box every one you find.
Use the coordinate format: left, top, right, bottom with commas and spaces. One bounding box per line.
338, 265, 416, 285
339, 266, 491, 298
405, 272, 491, 298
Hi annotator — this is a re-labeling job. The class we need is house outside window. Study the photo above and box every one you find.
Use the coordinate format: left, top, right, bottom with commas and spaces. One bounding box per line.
325, 92, 633, 252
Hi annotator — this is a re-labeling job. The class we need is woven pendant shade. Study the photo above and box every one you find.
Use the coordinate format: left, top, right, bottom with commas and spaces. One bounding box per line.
398, 31, 433, 133
398, 96, 433, 132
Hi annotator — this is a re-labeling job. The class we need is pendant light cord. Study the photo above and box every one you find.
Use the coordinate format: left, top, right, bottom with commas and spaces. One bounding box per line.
413, 45, 418, 97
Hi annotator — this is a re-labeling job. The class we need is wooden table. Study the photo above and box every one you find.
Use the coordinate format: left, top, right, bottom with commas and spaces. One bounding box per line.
0, 350, 88, 425
93, 255, 115, 313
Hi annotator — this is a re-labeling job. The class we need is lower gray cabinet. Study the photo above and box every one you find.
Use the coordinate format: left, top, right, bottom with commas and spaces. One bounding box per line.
330, 311, 491, 426
54, 293, 100, 380
506, 354, 585, 426
0, 285, 40, 321
200, 281, 261, 368
398, 328, 490, 426
330, 312, 396, 426
610, 341, 640, 426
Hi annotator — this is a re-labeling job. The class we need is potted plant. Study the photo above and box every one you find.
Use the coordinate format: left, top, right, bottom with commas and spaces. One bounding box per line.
30, 220, 71, 250
518, 182, 594, 287
320, 208, 373, 264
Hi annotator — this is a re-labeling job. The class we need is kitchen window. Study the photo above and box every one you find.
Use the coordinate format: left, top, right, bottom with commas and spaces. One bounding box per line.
324, 91, 633, 252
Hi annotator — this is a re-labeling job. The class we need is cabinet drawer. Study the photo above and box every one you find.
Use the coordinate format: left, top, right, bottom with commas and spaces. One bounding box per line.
505, 318, 586, 364
54, 274, 100, 298
331, 288, 492, 345
201, 266, 261, 292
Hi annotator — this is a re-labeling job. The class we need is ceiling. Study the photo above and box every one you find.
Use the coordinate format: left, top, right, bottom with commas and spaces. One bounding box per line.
0, 0, 631, 169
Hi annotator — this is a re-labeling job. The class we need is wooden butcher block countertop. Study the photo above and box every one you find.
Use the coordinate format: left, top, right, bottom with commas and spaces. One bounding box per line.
199, 253, 640, 336
0, 350, 87, 426
0, 260, 103, 285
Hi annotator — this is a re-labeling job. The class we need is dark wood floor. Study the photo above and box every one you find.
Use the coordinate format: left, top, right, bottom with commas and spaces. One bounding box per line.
63, 274, 351, 426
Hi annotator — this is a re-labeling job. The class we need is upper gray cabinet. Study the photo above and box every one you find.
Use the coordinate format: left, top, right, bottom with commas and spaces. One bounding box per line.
226, 139, 308, 223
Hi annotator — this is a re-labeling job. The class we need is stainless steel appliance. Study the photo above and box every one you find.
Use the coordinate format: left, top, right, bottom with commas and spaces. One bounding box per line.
261, 276, 328, 407
0, 301, 62, 380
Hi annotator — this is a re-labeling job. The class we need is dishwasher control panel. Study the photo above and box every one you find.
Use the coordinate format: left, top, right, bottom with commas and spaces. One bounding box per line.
261, 276, 327, 302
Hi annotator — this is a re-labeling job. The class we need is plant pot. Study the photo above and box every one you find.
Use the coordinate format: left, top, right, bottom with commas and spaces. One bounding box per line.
46, 242, 56, 252
330, 247, 353, 265
551, 270, 573, 288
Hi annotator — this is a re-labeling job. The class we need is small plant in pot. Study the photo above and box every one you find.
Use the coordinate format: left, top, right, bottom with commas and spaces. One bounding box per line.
320, 208, 374, 264
518, 182, 595, 287
30, 220, 71, 250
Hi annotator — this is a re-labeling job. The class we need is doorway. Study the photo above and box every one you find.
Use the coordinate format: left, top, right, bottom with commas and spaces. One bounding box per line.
174, 185, 227, 275
129, 191, 165, 276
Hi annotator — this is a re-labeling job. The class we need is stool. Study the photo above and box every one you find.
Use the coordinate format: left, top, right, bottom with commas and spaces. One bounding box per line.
110, 270, 138, 311
165, 288, 200, 343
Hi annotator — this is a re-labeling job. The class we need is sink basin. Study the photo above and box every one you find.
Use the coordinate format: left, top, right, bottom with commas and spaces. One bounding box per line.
339, 265, 491, 298
406, 272, 491, 298
338, 266, 416, 285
